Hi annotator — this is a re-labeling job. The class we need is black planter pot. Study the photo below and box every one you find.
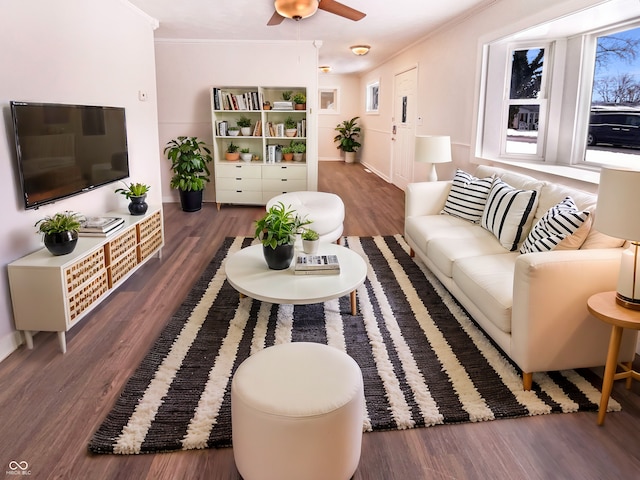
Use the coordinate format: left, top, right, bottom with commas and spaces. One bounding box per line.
128, 194, 148, 215
44, 231, 78, 256
179, 189, 203, 212
263, 244, 294, 270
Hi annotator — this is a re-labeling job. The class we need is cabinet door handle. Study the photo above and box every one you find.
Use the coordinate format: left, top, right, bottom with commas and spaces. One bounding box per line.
281, 179, 287, 182
236, 177, 242, 180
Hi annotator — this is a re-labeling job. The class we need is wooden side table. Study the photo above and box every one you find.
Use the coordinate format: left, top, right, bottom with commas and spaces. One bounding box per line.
587, 291, 640, 425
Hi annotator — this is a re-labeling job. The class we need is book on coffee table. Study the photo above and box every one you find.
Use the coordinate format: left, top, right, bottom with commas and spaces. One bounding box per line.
294, 254, 341, 275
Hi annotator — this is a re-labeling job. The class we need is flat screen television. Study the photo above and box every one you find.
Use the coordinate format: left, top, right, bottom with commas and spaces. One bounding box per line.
10, 101, 130, 209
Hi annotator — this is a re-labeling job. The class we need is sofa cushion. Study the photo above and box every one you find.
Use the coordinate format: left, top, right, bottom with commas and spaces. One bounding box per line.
405, 214, 480, 254
452, 253, 519, 334
520, 197, 590, 253
428, 234, 507, 278
481, 177, 538, 251
555, 214, 592, 250
441, 169, 494, 223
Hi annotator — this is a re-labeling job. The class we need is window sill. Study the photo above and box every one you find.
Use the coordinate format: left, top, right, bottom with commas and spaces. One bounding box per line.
477, 158, 600, 186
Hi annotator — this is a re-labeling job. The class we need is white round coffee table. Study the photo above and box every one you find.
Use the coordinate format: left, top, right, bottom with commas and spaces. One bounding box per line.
225, 243, 367, 315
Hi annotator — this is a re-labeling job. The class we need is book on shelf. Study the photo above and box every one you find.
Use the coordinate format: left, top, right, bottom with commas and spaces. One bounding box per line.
79, 216, 124, 233
294, 254, 341, 275
78, 225, 124, 238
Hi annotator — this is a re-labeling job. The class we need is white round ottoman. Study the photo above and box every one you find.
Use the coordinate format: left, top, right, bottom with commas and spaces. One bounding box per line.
266, 192, 345, 243
231, 342, 364, 480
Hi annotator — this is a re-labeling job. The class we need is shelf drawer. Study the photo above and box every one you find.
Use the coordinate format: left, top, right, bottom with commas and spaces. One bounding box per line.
64, 248, 106, 294
217, 189, 264, 204
108, 247, 138, 287
262, 178, 307, 191
105, 227, 137, 264
216, 177, 262, 191
216, 163, 262, 178
138, 229, 163, 262
137, 210, 162, 242
67, 269, 109, 322
262, 165, 306, 180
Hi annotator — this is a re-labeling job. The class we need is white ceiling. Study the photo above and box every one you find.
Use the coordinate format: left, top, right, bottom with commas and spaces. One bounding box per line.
128, 0, 495, 74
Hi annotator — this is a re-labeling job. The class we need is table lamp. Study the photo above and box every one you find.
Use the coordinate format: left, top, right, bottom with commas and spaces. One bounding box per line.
415, 135, 452, 182
594, 166, 640, 310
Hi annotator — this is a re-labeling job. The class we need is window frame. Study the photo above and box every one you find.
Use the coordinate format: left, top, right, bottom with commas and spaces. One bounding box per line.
318, 87, 340, 115
366, 79, 380, 114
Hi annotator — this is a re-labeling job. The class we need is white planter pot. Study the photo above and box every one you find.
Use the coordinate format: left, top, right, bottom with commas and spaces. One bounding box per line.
285, 129, 297, 137
240, 153, 252, 162
344, 151, 356, 163
302, 239, 319, 254
228, 130, 240, 136
293, 153, 304, 162
240, 127, 251, 136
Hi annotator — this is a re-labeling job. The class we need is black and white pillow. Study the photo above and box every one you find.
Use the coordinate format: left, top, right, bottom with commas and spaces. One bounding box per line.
520, 197, 590, 253
441, 169, 494, 223
481, 177, 538, 251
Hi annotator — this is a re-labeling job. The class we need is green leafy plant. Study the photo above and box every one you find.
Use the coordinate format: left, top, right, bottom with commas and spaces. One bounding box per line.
281, 146, 294, 154
284, 116, 297, 129
228, 126, 240, 131
227, 142, 239, 153
334, 116, 362, 152
301, 228, 319, 241
292, 92, 306, 104
254, 202, 310, 249
282, 90, 293, 101
114, 181, 150, 199
35, 211, 81, 234
164, 136, 212, 192
290, 142, 306, 154
236, 116, 252, 128
240, 148, 250, 154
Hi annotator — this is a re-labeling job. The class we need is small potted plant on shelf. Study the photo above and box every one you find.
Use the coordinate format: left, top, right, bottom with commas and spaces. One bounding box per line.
293, 92, 306, 110
334, 116, 361, 164
225, 142, 240, 161
263, 101, 271, 110
228, 125, 240, 137
282, 91, 293, 101
35, 211, 82, 256
240, 148, 252, 162
281, 146, 294, 161
237, 116, 252, 136
284, 116, 297, 137
164, 136, 212, 212
115, 181, 150, 215
301, 228, 320, 254
290, 141, 306, 162
254, 201, 310, 270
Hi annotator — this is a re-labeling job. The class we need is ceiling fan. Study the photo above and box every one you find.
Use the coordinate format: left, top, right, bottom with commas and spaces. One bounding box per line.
267, 0, 366, 26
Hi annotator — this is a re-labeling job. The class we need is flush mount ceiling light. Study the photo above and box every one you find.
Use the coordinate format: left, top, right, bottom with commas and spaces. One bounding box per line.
274, 0, 319, 20
319, 65, 332, 73
350, 45, 370, 56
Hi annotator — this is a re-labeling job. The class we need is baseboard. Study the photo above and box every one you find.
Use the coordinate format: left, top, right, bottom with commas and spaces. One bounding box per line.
0, 330, 23, 363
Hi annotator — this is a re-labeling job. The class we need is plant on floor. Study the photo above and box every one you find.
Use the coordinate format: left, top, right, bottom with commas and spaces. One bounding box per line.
334, 116, 361, 152
164, 136, 212, 192
254, 202, 310, 249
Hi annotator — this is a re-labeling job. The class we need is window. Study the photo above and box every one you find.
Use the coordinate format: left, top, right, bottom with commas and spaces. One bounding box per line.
366, 80, 379, 113
319, 88, 339, 114
475, 0, 640, 172
585, 25, 640, 168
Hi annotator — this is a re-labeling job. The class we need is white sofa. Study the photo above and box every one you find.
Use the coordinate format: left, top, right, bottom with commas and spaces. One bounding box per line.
404, 165, 638, 389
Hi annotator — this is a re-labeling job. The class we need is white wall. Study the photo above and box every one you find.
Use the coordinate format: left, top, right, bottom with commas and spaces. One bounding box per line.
0, 0, 161, 360
154, 40, 319, 203
355, 0, 607, 188
318, 74, 360, 162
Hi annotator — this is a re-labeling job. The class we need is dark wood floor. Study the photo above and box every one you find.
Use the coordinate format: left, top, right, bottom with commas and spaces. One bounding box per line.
1, 161, 639, 480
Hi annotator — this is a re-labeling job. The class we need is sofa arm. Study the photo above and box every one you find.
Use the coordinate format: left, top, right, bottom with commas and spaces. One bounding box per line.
405, 181, 452, 218
510, 248, 638, 374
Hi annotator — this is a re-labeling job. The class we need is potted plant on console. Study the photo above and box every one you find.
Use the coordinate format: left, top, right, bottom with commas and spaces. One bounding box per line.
115, 181, 150, 215
164, 136, 212, 212
334, 116, 361, 164
35, 211, 82, 256
254, 202, 310, 270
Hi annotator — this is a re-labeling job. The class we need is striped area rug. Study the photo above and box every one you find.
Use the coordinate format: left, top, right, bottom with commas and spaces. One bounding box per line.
89, 235, 616, 454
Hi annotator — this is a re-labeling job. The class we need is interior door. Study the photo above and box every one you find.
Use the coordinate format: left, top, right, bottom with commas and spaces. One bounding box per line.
391, 67, 418, 191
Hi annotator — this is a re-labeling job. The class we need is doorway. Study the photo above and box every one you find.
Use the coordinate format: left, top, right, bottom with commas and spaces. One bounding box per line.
391, 67, 418, 191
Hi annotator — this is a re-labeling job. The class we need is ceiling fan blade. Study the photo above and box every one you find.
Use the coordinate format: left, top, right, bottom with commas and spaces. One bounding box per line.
267, 10, 285, 26
318, 0, 366, 21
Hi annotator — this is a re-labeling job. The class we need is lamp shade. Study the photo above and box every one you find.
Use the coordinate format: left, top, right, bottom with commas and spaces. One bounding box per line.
594, 167, 640, 241
275, 0, 318, 19
414, 135, 452, 164
595, 166, 640, 309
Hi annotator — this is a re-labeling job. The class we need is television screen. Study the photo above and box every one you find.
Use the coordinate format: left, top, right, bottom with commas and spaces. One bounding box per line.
10, 101, 130, 209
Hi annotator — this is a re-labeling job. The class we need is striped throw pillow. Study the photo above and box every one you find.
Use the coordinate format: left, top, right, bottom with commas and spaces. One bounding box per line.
441, 169, 494, 223
520, 197, 590, 253
481, 177, 538, 251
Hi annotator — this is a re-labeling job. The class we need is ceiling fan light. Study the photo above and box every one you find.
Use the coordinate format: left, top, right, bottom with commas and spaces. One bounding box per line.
274, 0, 319, 20
350, 45, 370, 56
